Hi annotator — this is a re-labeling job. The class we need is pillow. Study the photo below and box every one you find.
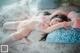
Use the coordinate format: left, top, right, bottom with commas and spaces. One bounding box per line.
46, 27, 80, 44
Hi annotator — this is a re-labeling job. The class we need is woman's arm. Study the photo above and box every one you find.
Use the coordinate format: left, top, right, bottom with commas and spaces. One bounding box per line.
42, 22, 71, 33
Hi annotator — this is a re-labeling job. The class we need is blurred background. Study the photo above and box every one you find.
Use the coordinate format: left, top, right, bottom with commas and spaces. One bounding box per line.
0, 0, 80, 8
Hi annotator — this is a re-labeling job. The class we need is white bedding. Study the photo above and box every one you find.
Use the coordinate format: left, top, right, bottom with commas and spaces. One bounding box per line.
7, 39, 80, 53
0, 29, 80, 53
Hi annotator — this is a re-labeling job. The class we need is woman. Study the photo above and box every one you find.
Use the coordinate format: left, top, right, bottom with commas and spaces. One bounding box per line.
2, 11, 51, 45
46, 11, 80, 43
38, 11, 80, 53
39, 14, 70, 41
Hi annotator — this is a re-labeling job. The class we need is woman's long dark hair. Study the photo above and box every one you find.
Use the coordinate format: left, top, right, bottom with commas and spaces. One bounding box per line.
40, 12, 71, 41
